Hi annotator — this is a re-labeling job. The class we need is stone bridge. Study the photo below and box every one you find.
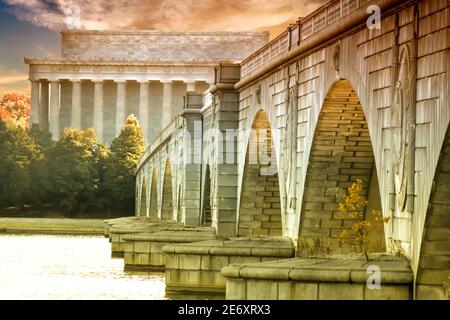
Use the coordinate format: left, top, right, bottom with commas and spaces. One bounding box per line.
135, 0, 449, 299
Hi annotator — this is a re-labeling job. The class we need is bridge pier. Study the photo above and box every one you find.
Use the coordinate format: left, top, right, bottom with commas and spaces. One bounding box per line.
222, 255, 413, 300
163, 237, 295, 294
123, 228, 216, 271
107, 218, 180, 257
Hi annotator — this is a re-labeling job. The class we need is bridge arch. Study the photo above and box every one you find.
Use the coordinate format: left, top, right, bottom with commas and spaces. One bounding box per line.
298, 79, 385, 253
201, 164, 213, 227
138, 176, 148, 217
149, 168, 158, 219
161, 159, 174, 221
416, 125, 450, 299
237, 110, 282, 237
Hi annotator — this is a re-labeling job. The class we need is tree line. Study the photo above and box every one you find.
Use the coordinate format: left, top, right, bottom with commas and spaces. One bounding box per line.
0, 111, 145, 217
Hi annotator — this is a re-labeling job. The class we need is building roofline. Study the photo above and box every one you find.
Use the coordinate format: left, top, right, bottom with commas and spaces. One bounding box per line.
24, 57, 238, 66
60, 29, 270, 37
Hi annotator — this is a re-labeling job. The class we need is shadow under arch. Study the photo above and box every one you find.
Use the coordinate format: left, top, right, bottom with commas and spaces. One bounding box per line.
416, 125, 450, 299
298, 79, 385, 253
237, 110, 282, 237
139, 177, 147, 217
149, 169, 158, 219
201, 165, 213, 227
161, 160, 174, 221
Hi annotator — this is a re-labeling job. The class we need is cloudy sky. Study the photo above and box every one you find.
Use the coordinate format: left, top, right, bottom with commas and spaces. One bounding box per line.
0, 0, 325, 94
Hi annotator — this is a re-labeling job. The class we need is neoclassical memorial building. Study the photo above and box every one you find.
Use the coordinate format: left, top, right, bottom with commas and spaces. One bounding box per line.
26, 30, 269, 143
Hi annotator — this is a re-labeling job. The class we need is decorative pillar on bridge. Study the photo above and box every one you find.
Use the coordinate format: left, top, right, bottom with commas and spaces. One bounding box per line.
210, 63, 241, 238
180, 91, 204, 226
185, 80, 196, 92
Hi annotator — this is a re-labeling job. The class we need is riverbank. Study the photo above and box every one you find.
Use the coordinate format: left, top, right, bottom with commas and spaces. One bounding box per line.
0, 218, 105, 235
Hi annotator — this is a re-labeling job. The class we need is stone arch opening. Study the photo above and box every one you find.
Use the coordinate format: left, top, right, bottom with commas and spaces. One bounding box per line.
416, 126, 450, 299
176, 184, 182, 223
238, 110, 282, 237
149, 169, 158, 219
139, 177, 147, 217
298, 80, 384, 253
161, 160, 173, 221
201, 165, 212, 227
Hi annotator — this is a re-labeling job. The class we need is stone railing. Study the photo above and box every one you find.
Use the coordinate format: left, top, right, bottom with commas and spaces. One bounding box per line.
137, 116, 182, 171
241, 30, 291, 78
240, 0, 361, 78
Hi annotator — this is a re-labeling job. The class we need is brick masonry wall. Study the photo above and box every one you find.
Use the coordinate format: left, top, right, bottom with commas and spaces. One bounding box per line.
61, 30, 269, 62
238, 111, 282, 237
298, 80, 383, 250
417, 126, 450, 299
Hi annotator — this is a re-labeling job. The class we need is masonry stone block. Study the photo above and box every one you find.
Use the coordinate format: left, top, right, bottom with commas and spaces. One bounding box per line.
364, 285, 411, 300
246, 280, 279, 300
416, 285, 447, 300
318, 283, 364, 300
134, 241, 150, 253
226, 279, 247, 300
201, 255, 230, 271
293, 283, 319, 300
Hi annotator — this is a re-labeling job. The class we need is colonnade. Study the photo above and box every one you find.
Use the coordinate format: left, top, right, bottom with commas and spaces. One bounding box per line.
29, 79, 207, 142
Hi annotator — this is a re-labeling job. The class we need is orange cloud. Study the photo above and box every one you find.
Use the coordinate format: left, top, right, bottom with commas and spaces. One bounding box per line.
0, 66, 30, 95
4, 0, 326, 38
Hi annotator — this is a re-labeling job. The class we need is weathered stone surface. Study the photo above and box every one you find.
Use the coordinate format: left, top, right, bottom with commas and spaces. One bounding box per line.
293, 283, 319, 300
222, 255, 413, 300
318, 283, 364, 300
164, 237, 295, 293
226, 279, 247, 300
416, 285, 447, 300
364, 285, 411, 300
60, 30, 269, 62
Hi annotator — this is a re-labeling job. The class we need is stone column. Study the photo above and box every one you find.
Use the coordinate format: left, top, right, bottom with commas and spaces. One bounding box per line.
115, 80, 126, 136
49, 80, 60, 139
70, 80, 82, 129
161, 80, 172, 129
30, 80, 40, 125
185, 80, 196, 92
181, 92, 204, 226
39, 80, 49, 131
211, 63, 241, 238
138, 81, 149, 142
93, 80, 104, 141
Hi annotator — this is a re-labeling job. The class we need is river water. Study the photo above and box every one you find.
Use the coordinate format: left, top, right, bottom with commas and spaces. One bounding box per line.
0, 234, 168, 300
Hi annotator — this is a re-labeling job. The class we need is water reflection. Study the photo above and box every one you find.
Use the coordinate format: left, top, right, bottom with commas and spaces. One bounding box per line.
0, 234, 166, 300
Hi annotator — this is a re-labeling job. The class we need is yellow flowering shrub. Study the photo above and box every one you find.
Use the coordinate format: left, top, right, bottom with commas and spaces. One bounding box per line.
334, 179, 390, 260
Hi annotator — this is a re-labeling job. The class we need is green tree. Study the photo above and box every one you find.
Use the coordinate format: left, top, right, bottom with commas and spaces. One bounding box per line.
49, 127, 108, 214
0, 119, 39, 207
27, 124, 54, 205
104, 114, 144, 214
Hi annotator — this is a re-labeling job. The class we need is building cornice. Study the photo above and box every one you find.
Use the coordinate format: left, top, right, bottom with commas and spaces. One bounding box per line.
24, 57, 232, 67
60, 29, 270, 37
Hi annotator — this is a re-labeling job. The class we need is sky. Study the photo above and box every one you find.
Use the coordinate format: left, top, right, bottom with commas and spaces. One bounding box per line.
0, 0, 325, 95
